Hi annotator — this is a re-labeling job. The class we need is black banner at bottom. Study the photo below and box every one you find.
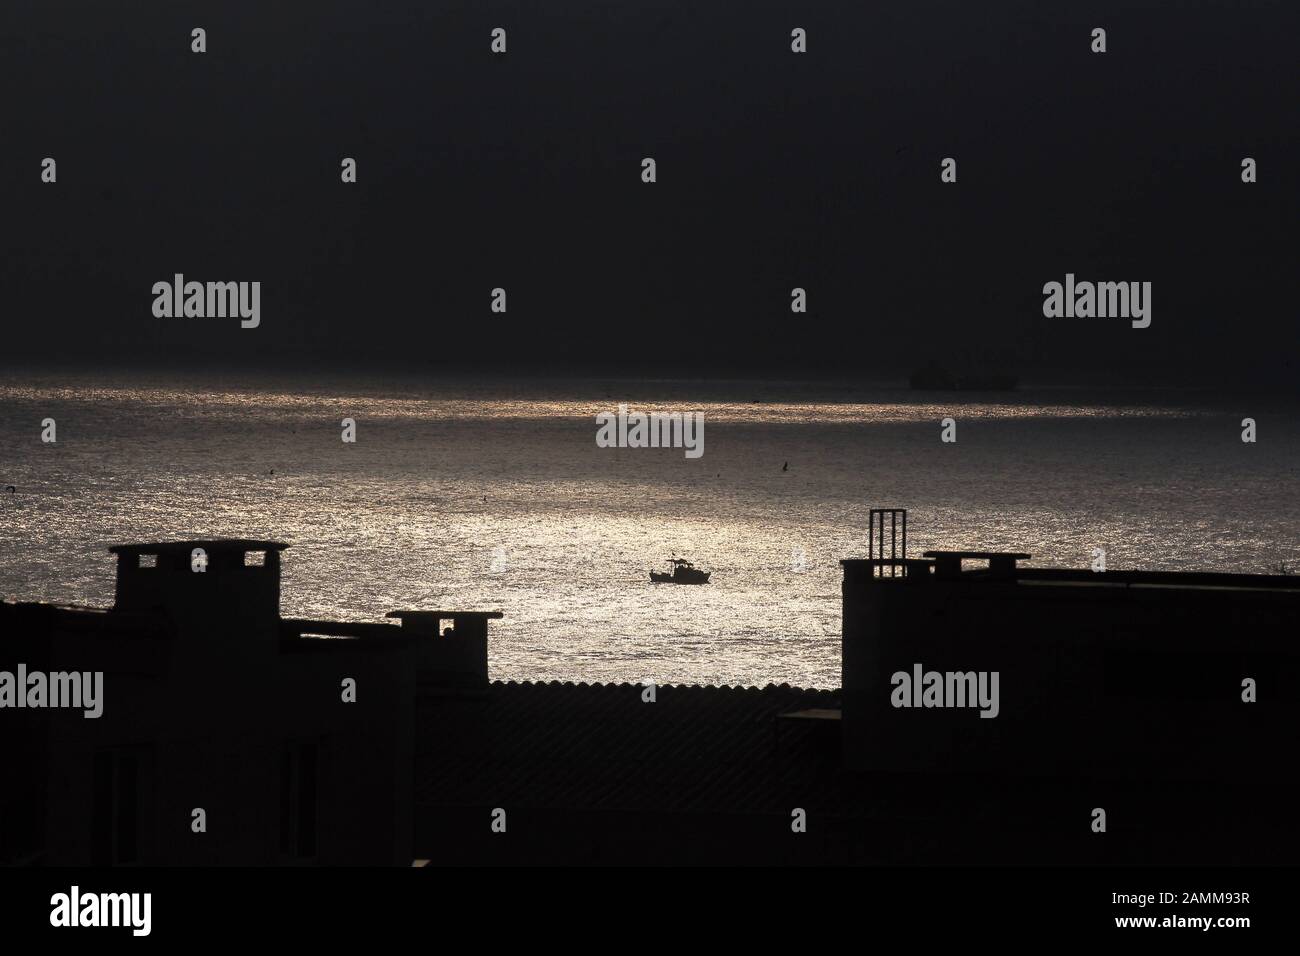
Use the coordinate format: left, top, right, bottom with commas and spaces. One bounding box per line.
0, 865, 1282, 942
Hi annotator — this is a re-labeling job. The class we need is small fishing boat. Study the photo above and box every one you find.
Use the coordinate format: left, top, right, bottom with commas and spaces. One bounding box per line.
650, 558, 711, 585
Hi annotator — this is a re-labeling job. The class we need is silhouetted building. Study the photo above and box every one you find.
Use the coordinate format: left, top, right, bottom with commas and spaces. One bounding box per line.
841, 547, 1300, 779
409, 514, 1300, 864
6, 522, 1300, 866
2, 540, 430, 865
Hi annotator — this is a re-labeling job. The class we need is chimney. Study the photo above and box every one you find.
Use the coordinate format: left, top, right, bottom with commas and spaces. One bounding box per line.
109, 539, 286, 627
385, 610, 502, 690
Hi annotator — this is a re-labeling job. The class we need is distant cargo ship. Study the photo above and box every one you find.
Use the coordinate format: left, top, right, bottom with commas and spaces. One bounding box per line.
909, 363, 1018, 391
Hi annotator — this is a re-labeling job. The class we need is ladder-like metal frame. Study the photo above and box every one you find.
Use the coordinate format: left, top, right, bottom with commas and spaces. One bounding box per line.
869, 508, 907, 577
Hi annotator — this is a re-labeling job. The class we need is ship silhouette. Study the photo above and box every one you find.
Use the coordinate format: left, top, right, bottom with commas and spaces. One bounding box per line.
649, 557, 711, 584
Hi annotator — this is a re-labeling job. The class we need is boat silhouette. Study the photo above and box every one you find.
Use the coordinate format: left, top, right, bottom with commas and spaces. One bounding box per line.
650, 558, 711, 585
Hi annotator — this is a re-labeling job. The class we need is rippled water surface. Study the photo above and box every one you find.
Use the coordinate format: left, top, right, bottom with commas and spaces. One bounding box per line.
2, 371, 1297, 688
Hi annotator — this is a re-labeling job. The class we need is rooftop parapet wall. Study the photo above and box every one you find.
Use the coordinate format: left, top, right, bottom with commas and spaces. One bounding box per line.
110, 540, 286, 624
387, 611, 503, 689
844, 555, 1300, 591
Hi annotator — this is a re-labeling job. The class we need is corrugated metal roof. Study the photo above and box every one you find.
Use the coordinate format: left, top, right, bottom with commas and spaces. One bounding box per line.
415, 681, 846, 815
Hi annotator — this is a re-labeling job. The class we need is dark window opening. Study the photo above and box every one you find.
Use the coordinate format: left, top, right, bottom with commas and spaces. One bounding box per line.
280, 741, 318, 859
92, 751, 140, 865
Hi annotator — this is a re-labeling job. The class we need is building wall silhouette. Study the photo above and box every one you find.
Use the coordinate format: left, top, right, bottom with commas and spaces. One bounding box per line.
6, 537, 1300, 866
841, 553, 1300, 779
2, 541, 416, 865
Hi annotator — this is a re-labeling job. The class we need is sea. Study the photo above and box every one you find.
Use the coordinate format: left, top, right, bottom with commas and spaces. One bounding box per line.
2, 369, 1296, 689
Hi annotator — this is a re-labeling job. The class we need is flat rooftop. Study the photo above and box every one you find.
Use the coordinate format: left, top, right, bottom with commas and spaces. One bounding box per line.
844, 556, 1300, 593
109, 539, 289, 555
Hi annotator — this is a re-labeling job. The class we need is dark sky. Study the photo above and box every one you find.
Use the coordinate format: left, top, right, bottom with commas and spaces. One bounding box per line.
2, 1, 1297, 386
